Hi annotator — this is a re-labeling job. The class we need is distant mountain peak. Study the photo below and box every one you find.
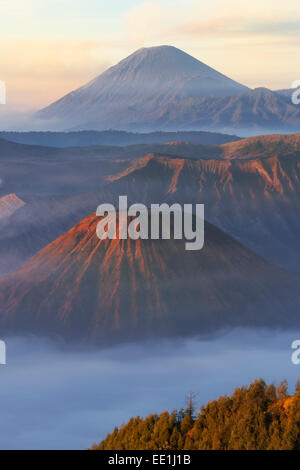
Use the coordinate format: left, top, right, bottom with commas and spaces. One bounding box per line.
120, 44, 205, 64
37, 45, 249, 130
126, 45, 182, 57
36, 45, 300, 133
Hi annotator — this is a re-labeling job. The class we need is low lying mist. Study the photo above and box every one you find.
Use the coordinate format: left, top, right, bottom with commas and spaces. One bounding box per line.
0, 329, 299, 450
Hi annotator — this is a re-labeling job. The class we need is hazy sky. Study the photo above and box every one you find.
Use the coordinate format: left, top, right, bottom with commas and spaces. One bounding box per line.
1, 0, 300, 110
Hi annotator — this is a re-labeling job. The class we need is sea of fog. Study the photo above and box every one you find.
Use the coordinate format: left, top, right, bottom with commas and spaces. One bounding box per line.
0, 328, 299, 450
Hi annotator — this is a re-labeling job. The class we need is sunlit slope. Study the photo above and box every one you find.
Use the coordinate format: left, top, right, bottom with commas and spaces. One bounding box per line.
0, 213, 299, 341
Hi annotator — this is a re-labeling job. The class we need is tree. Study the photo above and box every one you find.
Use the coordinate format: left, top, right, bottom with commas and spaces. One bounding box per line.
185, 392, 199, 418
276, 379, 289, 399
93, 378, 300, 451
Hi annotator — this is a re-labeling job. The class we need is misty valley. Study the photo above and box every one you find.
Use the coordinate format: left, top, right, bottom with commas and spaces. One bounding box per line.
1, 129, 300, 450
0, 330, 299, 450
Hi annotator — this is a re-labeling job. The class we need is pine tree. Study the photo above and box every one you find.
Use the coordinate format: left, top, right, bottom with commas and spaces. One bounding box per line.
93, 378, 300, 451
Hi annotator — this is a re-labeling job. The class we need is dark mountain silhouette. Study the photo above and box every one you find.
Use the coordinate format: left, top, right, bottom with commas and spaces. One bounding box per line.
0, 137, 59, 158
0, 136, 132, 200
0, 130, 240, 148
0, 212, 299, 342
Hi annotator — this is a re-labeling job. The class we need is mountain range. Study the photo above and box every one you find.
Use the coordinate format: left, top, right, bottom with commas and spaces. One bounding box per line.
1, 134, 300, 274
105, 134, 300, 271
1, 132, 300, 341
36, 46, 300, 134
0, 129, 240, 148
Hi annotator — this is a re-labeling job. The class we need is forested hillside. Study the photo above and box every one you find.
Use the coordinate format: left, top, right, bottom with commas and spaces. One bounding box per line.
93, 379, 300, 450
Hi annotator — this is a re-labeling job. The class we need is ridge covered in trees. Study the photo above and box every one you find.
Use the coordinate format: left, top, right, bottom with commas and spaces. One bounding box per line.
93, 379, 300, 450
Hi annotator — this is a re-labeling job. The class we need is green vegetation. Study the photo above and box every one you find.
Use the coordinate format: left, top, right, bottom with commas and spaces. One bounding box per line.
93, 379, 300, 450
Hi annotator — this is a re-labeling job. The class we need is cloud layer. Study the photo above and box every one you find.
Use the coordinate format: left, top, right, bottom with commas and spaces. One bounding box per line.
0, 329, 299, 449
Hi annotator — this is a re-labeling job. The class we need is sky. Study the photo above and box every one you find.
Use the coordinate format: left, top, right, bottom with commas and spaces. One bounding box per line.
0, 0, 300, 110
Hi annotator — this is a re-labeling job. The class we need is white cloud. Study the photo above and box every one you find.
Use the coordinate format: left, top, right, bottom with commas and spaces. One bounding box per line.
124, 0, 300, 42
121, 0, 300, 90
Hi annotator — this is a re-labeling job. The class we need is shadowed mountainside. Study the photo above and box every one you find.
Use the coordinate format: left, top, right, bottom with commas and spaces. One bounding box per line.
0, 137, 230, 273
0, 130, 240, 148
148, 88, 300, 133
1, 134, 300, 273
105, 134, 300, 271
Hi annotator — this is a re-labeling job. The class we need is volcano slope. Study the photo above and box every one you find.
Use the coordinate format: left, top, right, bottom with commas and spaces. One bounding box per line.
0, 213, 299, 343
105, 134, 300, 271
